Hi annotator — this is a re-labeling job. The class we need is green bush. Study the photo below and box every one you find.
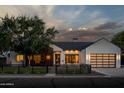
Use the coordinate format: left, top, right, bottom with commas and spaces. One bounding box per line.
2, 67, 17, 74
0, 66, 47, 74
32, 67, 46, 74
19, 67, 32, 74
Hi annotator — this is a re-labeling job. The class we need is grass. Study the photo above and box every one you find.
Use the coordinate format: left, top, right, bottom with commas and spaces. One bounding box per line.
33, 67, 47, 74
0, 67, 17, 74
0, 66, 47, 74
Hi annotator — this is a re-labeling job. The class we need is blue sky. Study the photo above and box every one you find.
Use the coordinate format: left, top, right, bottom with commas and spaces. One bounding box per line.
0, 5, 124, 33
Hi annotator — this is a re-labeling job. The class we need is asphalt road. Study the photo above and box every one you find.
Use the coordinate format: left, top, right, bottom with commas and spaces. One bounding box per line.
0, 77, 124, 88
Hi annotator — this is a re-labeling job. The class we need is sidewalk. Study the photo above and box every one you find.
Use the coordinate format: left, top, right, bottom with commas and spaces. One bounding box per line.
0, 73, 108, 78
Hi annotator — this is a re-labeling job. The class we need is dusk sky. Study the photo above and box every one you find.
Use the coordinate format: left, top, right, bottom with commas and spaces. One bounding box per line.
0, 5, 124, 41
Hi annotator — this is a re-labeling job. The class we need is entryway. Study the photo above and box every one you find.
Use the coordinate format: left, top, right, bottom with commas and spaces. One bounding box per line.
55, 54, 60, 65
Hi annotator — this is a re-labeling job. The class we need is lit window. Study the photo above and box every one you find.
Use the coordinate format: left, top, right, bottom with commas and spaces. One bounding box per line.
33, 55, 41, 64
16, 55, 24, 62
65, 54, 79, 64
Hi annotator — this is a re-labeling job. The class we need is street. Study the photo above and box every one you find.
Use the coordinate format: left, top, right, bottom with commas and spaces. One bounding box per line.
0, 76, 124, 88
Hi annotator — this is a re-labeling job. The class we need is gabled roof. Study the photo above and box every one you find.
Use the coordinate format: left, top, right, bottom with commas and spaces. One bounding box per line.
54, 42, 94, 51
86, 37, 121, 50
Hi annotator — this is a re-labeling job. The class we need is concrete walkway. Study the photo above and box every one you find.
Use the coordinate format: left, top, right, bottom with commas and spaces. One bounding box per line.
92, 68, 124, 77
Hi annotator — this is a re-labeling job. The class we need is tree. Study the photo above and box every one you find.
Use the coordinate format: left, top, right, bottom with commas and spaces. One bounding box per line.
0, 18, 12, 55
111, 31, 124, 52
0, 31, 11, 55
0, 15, 58, 66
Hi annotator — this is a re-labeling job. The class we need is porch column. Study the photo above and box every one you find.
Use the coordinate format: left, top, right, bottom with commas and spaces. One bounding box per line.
61, 51, 65, 64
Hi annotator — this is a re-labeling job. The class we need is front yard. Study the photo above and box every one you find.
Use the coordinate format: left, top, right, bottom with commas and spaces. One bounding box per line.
0, 64, 93, 75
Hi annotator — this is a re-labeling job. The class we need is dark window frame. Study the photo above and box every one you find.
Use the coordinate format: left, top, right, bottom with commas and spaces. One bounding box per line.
65, 54, 79, 64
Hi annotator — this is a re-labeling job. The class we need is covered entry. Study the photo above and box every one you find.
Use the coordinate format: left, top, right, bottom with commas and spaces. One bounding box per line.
90, 53, 116, 68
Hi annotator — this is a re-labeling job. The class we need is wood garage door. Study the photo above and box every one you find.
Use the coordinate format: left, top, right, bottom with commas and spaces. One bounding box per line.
90, 53, 116, 68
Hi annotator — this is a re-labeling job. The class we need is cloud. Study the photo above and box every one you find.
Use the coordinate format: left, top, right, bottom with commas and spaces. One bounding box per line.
51, 6, 86, 29
54, 6, 85, 20
94, 22, 122, 30
78, 10, 109, 29
0, 5, 109, 30
0, 5, 60, 28
0, 5, 56, 17
0, 5, 123, 33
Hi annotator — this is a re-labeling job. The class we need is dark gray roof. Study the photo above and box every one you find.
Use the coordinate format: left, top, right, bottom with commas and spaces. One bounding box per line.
54, 42, 94, 50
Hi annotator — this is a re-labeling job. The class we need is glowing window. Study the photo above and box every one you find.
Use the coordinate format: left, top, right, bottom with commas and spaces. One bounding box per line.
33, 55, 41, 64
65, 54, 79, 64
16, 55, 24, 62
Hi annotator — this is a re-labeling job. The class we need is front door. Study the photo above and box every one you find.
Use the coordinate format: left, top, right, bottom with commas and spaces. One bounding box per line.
55, 54, 60, 65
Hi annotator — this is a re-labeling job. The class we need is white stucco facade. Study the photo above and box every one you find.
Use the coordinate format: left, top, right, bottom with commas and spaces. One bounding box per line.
85, 39, 121, 68
51, 38, 121, 68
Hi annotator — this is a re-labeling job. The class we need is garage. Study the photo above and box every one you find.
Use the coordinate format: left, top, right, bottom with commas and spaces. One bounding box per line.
90, 53, 116, 68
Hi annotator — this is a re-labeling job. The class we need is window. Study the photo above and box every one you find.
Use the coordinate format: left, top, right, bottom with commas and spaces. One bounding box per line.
65, 54, 79, 64
16, 55, 24, 62
33, 55, 41, 64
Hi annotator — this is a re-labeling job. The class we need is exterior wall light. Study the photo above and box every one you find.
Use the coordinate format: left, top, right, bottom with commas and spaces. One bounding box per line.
75, 50, 79, 54
65, 50, 69, 54
70, 50, 73, 53
46, 55, 51, 60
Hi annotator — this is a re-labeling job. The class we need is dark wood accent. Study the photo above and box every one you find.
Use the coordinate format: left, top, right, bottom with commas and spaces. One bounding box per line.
90, 53, 116, 68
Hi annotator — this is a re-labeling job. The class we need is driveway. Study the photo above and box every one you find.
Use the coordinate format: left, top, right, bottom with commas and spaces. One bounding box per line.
92, 68, 124, 77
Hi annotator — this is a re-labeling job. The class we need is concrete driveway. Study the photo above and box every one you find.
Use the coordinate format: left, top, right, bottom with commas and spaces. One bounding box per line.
92, 68, 124, 77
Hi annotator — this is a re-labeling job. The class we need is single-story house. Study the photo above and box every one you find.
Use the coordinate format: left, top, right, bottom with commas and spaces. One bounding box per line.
7, 38, 121, 68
